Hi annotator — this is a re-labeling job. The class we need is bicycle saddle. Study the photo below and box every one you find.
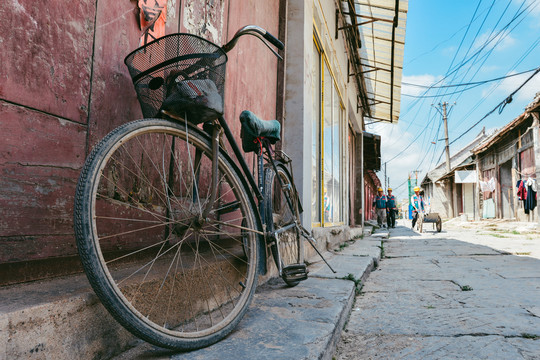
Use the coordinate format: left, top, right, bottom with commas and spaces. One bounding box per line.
240, 110, 281, 152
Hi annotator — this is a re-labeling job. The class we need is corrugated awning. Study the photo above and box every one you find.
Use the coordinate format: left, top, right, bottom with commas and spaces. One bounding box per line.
341, 0, 408, 124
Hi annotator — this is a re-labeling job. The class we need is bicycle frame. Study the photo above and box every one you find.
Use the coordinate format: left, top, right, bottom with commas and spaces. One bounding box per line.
216, 115, 283, 275
159, 24, 335, 275
205, 115, 334, 276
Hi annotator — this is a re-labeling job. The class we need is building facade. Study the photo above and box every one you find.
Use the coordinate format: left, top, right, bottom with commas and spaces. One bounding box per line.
0, 0, 285, 284
0, 0, 407, 284
421, 129, 487, 220
284, 0, 406, 243
473, 95, 540, 223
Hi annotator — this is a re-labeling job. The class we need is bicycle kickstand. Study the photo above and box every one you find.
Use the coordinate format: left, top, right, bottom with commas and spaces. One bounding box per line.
298, 225, 337, 273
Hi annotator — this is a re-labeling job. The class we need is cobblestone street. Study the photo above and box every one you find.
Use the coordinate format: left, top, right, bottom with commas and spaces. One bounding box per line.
335, 220, 540, 360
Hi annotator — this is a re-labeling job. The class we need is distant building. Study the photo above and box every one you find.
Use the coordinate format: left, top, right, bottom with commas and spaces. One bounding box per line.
472, 94, 540, 222
421, 129, 488, 220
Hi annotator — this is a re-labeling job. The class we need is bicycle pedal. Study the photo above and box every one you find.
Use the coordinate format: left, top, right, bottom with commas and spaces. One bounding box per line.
282, 263, 308, 282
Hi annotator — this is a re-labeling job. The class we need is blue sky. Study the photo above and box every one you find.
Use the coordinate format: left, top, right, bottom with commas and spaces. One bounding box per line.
367, 0, 540, 202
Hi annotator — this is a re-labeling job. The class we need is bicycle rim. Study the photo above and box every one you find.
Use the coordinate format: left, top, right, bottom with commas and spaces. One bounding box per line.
74, 119, 260, 349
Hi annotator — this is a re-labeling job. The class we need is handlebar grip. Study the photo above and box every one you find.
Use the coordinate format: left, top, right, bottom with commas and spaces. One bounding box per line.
263, 31, 284, 50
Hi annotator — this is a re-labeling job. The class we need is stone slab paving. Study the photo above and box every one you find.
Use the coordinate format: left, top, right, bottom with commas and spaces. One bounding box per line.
335, 223, 540, 360
114, 237, 381, 360
337, 334, 540, 360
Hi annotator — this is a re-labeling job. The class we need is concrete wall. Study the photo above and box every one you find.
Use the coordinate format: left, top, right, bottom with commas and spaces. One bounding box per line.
284, 0, 363, 232
0, 0, 281, 283
431, 179, 453, 219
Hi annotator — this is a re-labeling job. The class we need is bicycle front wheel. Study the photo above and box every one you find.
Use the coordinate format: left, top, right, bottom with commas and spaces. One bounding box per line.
265, 162, 304, 286
74, 118, 260, 350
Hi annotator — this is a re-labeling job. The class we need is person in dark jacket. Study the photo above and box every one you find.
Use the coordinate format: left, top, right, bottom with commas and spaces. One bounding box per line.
386, 188, 397, 228
373, 187, 387, 228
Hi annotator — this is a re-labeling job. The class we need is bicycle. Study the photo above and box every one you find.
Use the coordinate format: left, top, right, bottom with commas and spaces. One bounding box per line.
74, 25, 333, 351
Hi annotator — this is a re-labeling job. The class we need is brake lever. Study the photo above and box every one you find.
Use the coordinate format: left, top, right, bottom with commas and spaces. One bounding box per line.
244, 33, 283, 60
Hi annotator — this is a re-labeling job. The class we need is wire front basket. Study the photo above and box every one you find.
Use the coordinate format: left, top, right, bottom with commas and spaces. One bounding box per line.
124, 33, 227, 122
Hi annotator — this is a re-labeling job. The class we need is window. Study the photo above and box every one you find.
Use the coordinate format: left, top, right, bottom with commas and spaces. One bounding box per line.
311, 39, 321, 224
312, 36, 345, 226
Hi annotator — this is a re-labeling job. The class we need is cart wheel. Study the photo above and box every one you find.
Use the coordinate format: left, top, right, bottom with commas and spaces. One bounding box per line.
436, 216, 442, 232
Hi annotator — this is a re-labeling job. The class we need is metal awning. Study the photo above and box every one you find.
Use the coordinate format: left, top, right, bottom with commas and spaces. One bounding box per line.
338, 1, 408, 124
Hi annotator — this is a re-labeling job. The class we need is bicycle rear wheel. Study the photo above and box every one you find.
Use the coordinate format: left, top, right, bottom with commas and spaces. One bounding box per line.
74, 118, 260, 350
265, 162, 304, 286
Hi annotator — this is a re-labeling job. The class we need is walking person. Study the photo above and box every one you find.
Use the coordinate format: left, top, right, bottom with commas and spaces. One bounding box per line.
373, 187, 387, 228
411, 186, 425, 233
386, 188, 397, 228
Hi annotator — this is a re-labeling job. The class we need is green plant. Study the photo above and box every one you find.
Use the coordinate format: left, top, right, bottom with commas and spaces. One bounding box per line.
521, 333, 539, 340
377, 241, 385, 258
341, 273, 363, 295
460, 285, 473, 291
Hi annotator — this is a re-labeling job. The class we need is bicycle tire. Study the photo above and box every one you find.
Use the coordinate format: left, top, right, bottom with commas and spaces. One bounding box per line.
264, 162, 304, 286
74, 118, 260, 350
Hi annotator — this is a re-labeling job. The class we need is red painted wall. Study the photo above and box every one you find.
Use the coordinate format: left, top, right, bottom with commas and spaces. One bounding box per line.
0, 0, 281, 282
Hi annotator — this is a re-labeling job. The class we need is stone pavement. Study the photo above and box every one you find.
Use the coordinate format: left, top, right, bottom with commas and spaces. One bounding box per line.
335, 220, 540, 360
112, 229, 384, 360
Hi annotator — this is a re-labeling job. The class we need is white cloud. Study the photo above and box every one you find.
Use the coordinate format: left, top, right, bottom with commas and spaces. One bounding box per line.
515, 0, 540, 16
472, 30, 516, 53
485, 70, 540, 101
401, 74, 444, 96
366, 121, 430, 200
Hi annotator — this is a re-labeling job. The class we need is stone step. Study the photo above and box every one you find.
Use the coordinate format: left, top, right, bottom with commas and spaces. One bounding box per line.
1, 226, 376, 360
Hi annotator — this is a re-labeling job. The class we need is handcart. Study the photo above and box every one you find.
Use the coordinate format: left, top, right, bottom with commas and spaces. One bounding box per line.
423, 213, 442, 232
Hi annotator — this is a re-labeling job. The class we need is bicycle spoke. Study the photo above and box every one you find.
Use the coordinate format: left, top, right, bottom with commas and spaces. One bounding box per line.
76, 118, 260, 345
211, 219, 264, 235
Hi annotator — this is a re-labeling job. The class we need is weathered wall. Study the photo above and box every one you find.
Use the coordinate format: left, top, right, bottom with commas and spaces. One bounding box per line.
0, 0, 281, 283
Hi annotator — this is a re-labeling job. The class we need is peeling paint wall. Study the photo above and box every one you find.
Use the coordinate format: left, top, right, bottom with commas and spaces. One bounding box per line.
182, 0, 227, 44
0, 0, 281, 284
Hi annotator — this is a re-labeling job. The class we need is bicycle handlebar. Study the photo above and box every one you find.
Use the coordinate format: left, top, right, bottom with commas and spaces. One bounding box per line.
222, 25, 284, 58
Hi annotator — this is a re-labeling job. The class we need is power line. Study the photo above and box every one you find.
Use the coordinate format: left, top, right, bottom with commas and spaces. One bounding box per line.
402, 83, 484, 98
449, 66, 540, 146
402, 67, 537, 89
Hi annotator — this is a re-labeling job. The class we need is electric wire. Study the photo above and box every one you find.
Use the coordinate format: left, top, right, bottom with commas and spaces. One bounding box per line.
402, 67, 536, 90
449, 66, 540, 146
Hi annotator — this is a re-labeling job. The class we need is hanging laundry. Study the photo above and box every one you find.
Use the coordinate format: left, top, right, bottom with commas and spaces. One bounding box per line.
483, 198, 495, 219
524, 179, 537, 214
487, 177, 496, 192
480, 177, 496, 193
526, 177, 538, 192
480, 180, 490, 192
517, 179, 527, 200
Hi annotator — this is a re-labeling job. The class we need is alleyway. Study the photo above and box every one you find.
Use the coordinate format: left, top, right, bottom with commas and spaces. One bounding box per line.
335, 221, 540, 359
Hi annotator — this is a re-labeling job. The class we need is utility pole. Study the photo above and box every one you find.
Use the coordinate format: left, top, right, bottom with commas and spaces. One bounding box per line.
433, 101, 456, 218
433, 102, 455, 174
384, 162, 387, 190
442, 102, 451, 174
